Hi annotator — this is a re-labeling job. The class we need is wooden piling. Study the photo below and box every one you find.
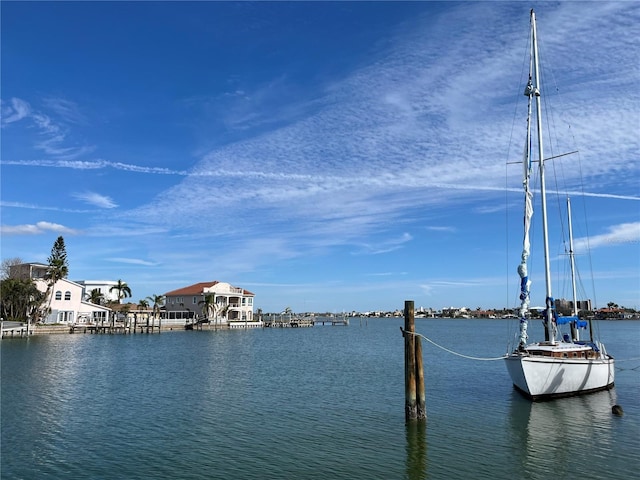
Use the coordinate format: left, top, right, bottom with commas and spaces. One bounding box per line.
404, 300, 426, 423
404, 300, 417, 422
415, 336, 426, 421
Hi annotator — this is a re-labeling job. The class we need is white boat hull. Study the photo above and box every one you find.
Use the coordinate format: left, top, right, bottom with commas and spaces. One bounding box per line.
504, 353, 615, 400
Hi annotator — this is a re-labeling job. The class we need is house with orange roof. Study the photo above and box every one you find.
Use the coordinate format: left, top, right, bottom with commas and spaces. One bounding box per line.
164, 281, 255, 325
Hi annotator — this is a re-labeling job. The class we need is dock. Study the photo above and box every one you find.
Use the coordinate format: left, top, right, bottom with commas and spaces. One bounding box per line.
184, 318, 209, 330
313, 317, 349, 326
1, 320, 31, 338
70, 317, 161, 334
265, 317, 314, 328
70, 323, 127, 334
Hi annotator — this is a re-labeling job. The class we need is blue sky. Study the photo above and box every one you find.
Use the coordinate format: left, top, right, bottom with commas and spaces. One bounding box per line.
1, 1, 639, 313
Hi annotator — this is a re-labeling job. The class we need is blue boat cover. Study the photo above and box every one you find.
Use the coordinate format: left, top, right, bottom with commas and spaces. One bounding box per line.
557, 315, 588, 328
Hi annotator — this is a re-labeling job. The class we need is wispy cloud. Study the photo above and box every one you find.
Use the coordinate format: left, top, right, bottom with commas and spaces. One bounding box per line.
574, 222, 640, 251
1, 98, 31, 125
426, 226, 456, 233
106, 257, 159, 266
0, 221, 78, 235
0, 200, 94, 214
2, 97, 94, 159
119, 3, 638, 260
368, 271, 409, 277
1, 158, 188, 175
72, 191, 118, 209
353, 233, 413, 255
42, 97, 87, 124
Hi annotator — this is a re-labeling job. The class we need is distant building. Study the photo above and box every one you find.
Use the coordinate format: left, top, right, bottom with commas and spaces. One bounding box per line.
555, 298, 593, 314
9, 262, 48, 281
165, 281, 254, 323
75, 280, 121, 303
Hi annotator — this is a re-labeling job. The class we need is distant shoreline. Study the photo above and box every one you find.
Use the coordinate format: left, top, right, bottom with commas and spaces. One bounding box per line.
2, 316, 638, 339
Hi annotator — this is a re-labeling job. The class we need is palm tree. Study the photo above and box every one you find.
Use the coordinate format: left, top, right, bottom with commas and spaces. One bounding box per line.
136, 299, 150, 327
147, 294, 165, 320
138, 299, 150, 310
109, 279, 132, 304
198, 293, 216, 322
87, 288, 104, 305
218, 303, 230, 322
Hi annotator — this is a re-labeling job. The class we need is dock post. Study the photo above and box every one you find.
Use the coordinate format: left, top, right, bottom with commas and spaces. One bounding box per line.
415, 335, 426, 421
404, 300, 426, 422
404, 300, 417, 422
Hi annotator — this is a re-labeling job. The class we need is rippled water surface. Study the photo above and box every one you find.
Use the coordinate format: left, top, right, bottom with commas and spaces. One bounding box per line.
2, 318, 639, 479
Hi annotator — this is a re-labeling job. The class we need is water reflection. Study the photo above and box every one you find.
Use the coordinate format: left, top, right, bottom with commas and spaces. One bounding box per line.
405, 420, 427, 480
509, 389, 617, 480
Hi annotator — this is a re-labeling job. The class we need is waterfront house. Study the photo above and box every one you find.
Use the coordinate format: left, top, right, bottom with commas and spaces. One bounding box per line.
164, 281, 255, 325
9, 262, 111, 325
74, 280, 121, 303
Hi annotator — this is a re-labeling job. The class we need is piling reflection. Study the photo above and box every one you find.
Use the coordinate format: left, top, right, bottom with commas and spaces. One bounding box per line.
405, 420, 427, 480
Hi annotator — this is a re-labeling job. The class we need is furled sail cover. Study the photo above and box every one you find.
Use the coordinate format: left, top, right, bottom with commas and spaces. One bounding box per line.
517, 78, 535, 347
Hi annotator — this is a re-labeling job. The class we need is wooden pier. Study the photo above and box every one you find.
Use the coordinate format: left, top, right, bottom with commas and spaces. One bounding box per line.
1, 320, 30, 338
265, 317, 314, 328
184, 318, 209, 330
70, 316, 161, 334
313, 317, 349, 326
70, 323, 127, 334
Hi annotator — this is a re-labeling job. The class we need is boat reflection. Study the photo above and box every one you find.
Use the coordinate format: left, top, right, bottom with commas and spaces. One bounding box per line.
509, 389, 617, 479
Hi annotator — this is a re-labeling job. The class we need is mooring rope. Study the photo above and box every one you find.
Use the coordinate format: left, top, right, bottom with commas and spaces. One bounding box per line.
402, 329, 507, 361
614, 357, 640, 372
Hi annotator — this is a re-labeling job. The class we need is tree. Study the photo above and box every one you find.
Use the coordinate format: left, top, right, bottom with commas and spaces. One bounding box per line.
198, 294, 217, 321
87, 288, 105, 305
45, 236, 69, 283
1, 257, 23, 280
109, 279, 132, 304
138, 299, 150, 309
41, 236, 69, 321
0, 278, 44, 321
147, 294, 165, 320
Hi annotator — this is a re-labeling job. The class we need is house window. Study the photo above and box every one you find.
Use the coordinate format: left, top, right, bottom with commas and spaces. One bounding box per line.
55, 291, 62, 300
193, 296, 197, 304
57, 311, 74, 323
64, 291, 71, 300
248, 298, 253, 306
242, 298, 246, 306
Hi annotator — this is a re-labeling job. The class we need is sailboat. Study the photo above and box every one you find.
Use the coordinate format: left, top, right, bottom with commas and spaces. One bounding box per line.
503, 10, 615, 400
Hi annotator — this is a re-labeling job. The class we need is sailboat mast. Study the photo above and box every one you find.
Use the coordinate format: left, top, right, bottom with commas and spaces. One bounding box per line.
531, 10, 555, 344
567, 197, 580, 341
567, 198, 578, 316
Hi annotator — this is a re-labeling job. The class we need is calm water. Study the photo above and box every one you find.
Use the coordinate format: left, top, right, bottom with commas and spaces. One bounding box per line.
2, 318, 639, 480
